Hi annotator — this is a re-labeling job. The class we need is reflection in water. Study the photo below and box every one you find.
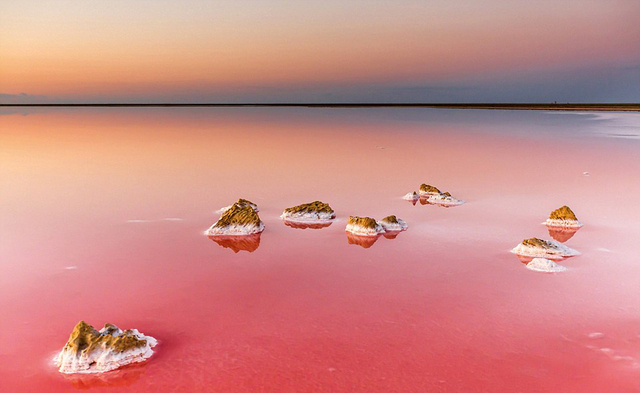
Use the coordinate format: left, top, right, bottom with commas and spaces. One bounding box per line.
61, 362, 147, 390
383, 232, 400, 240
283, 220, 333, 230
547, 225, 581, 243
346, 232, 381, 248
347, 230, 404, 248
208, 233, 261, 253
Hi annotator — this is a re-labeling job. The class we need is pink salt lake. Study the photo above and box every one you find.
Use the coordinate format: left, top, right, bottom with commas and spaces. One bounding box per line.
1, 108, 640, 392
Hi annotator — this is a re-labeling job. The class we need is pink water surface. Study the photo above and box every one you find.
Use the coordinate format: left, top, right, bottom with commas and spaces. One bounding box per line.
2, 108, 640, 392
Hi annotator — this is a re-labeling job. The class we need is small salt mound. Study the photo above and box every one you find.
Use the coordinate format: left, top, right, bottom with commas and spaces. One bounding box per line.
379, 215, 408, 232
206, 201, 264, 236
426, 193, 465, 206
280, 201, 335, 223
345, 216, 385, 236
402, 192, 419, 201
526, 258, 567, 273
511, 237, 580, 259
544, 205, 583, 228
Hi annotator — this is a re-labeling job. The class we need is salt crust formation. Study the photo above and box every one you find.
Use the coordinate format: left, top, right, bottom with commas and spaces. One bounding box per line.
55, 321, 157, 374
425, 192, 465, 206
379, 215, 408, 232
206, 200, 264, 236
417, 184, 464, 206
217, 198, 259, 213
526, 258, 567, 273
545, 205, 583, 228
280, 201, 335, 223
402, 191, 419, 201
511, 237, 580, 259
345, 216, 386, 236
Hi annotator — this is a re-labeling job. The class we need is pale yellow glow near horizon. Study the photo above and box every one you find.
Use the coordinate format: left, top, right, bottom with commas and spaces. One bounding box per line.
1, 0, 639, 99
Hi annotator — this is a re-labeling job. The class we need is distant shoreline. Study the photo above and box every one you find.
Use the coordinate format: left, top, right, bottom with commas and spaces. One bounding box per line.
1, 103, 639, 112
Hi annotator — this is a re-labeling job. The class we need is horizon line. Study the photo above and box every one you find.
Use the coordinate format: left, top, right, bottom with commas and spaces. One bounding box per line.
1, 103, 639, 111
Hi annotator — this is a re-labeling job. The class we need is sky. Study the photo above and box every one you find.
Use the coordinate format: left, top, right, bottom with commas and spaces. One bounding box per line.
1, 0, 639, 103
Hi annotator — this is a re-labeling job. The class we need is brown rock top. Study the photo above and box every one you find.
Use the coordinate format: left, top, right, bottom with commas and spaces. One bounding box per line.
347, 216, 379, 229
419, 184, 441, 194
284, 201, 334, 215
214, 202, 262, 228
549, 205, 578, 221
63, 321, 147, 355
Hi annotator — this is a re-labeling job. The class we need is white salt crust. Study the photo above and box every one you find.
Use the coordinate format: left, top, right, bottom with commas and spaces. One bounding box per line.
205, 223, 264, 236
402, 192, 419, 201
55, 327, 157, 374
544, 218, 583, 228
280, 211, 335, 223
345, 222, 386, 236
526, 258, 567, 273
379, 218, 408, 232
511, 239, 580, 260
426, 194, 465, 206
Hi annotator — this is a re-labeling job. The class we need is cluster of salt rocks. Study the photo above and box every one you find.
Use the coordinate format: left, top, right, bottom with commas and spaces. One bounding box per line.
511, 205, 583, 273
403, 184, 465, 207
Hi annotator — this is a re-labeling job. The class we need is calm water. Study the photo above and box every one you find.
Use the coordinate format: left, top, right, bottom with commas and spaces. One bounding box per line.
1, 108, 640, 392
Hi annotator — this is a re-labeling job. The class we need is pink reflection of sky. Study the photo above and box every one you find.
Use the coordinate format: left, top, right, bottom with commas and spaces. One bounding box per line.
1, 108, 640, 392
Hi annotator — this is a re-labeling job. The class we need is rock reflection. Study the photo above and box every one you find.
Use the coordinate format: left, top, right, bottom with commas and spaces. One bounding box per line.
547, 225, 580, 243
61, 362, 147, 390
383, 231, 400, 239
346, 232, 381, 248
283, 220, 333, 230
347, 230, 405, 248
208, 233, 261, 253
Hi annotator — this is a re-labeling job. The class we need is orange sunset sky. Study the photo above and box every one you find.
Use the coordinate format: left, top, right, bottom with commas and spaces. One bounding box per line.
1, 0, 639, 103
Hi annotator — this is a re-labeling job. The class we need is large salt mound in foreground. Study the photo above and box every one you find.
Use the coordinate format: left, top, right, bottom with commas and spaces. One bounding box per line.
511, 237, 579, 260
280, 201, 335, 223
55, 321, 157, 374
206, 201, 264, 236
526, 258, 567, 273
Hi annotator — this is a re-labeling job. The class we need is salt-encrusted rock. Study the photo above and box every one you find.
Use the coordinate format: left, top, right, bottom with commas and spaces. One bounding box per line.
217, 198, 258, 213
209, 233, 261, 253
379, 215, 408, 232
280, 201, 335, 223
545, 205, 582, 228
426, 191, 465, 206
418, 184, 441, 197
206, 202, 264, 236
345, 216, 385, 236
346, 232, 380, 248
402, 191, 419, 201
55, 321, 157, 374
526, 258, 567, 273
511, 237, 579, 260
